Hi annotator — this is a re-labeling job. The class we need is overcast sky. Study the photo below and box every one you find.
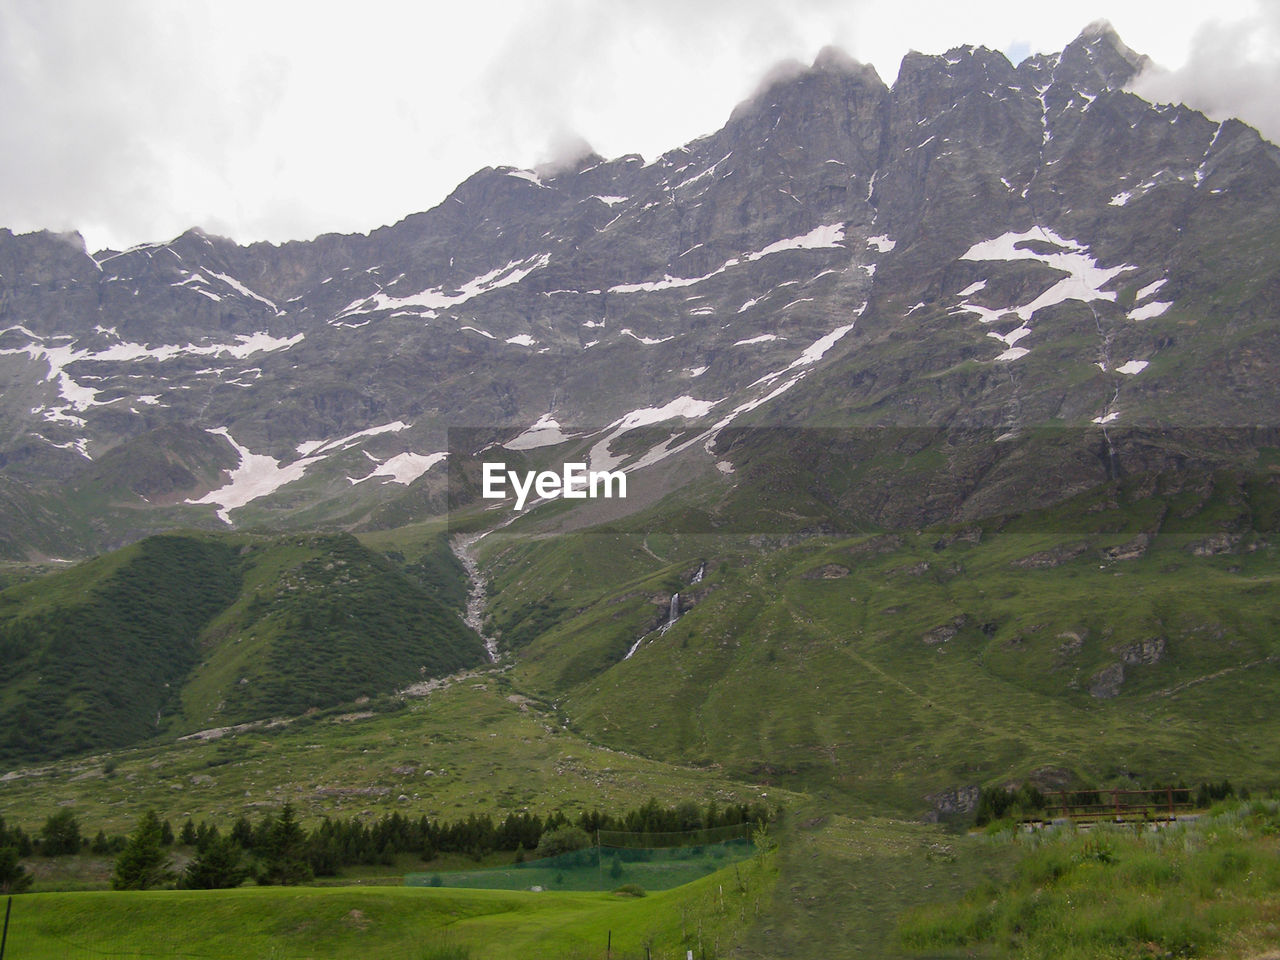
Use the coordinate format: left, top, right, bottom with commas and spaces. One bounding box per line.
1, 0, 1274, 253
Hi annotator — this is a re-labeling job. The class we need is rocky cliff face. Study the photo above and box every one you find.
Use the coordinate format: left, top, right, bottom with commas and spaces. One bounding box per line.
1, 23, 1278, 556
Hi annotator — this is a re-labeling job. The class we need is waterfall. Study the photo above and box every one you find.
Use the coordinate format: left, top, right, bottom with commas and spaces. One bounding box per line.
625, 592, 682, 661
691, 562, 704, 584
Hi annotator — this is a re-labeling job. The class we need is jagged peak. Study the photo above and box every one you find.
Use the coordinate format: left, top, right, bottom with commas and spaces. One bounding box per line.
730, 47, 884, 123
1066, 20, 1148, 74
812, 44, 876, 79
534, 134, 601, 179
894, 43, 1018, 90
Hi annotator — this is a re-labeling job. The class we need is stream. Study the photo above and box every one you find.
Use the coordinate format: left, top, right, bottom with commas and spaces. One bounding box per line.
451, 532, 499, 662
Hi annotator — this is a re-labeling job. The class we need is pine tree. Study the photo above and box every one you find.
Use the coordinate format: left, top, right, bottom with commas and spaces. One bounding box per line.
257, 803, 313, 886
181, 836, 248, 889
0, 846, 33, 894
111, 810, 172, 890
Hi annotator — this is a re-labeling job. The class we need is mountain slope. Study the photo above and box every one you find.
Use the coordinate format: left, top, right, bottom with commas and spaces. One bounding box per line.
0, 531, 484, 765
0, 25, 1276, 557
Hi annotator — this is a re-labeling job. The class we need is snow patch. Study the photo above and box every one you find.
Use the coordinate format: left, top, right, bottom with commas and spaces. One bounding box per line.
335, 254, 550, 319
608, 223, 845, 293
1128, 300, 1171, 321
620, 328, 674, 345
506, 169, 545, 186
994, 347, 1030, 362
955, 226, 1132, 326
188, 429, 322, 523
504, 415, 575, 450
351, 451, 447, 485
1116, 360, 1149, 375
588, 397, 719, 474
1134, 279, 1166, 302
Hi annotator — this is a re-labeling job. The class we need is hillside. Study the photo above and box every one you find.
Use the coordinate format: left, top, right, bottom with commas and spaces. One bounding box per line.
0, 531, 484, 765
2, 20, 1280, 959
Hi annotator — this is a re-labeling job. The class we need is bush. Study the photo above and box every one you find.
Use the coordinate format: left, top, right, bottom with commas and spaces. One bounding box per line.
535, 825, 592, 859
40, 810, 82, 856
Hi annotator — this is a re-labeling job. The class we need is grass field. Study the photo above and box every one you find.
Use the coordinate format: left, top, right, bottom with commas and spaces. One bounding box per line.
0, 674, 795, 838
899, 801, 1280, 960
0, 850, 775, 960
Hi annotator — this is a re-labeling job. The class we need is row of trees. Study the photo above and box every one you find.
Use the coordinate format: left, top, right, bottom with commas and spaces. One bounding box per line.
2, 798, 774, 893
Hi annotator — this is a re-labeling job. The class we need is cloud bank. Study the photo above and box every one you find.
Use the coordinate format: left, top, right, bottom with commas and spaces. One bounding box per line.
1129, 6, 1280, 144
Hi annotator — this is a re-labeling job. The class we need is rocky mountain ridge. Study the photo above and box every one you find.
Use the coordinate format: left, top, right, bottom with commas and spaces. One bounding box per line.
1, 22, 1278, 557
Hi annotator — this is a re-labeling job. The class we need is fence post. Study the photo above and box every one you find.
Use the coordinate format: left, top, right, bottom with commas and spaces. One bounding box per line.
1, 895, 11, 960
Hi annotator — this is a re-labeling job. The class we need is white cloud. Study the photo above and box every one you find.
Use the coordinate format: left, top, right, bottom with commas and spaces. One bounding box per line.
0, 1, 1268, 252
1129, 4, 1280, 144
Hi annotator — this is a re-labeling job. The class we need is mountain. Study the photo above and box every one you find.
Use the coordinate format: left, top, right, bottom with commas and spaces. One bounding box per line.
3, 18, 1280, 787
6, 22, 1280, 955
1, 23, 1277, 559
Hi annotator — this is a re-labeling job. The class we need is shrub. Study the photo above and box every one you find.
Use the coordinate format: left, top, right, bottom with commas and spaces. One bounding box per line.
535, 825, 592, 859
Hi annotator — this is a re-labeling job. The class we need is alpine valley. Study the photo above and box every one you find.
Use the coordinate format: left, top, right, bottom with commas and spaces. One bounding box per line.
4, 22, 1280, 958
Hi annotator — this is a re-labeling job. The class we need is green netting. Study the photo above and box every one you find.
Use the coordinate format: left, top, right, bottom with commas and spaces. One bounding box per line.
597, 821, 753, 848
405, 837, 756, 892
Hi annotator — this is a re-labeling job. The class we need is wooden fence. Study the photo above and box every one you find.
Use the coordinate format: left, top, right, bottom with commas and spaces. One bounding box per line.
1025, 788, 1196, 824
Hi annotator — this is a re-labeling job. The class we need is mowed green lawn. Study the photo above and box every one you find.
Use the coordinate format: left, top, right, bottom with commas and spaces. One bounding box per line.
0, 856, 770, 960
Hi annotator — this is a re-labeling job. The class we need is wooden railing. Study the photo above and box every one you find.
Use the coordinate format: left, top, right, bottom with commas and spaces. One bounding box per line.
1026, 788, 1196, 823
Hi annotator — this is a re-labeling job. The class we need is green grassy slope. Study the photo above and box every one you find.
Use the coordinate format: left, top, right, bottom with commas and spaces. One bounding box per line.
476, 467, 1280, 815
0, 675, 793, 836
0, 530, 485, 765
0, 534, 243, 764
0, 851, 773, 960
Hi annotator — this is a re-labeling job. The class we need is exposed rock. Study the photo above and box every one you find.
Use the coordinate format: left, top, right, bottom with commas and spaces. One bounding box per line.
847, 535, 903, 557
1114, 636, 1166, 665
1088, 662, 1126, 698
1027, 766, 1073, 791
933, 529, 983, 550
923, 615, 968, 645
803, 563, 850, 579
1102, 534, 1152, 562
892, 561, 931, 577
1011, 543, 1089, 569
1057, 631, 1086, 655
923, 785, 980, 821
1188, 533, 1243, 556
